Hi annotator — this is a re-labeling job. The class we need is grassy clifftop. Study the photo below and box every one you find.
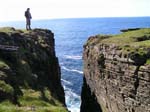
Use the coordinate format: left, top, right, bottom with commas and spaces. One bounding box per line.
0, 27, 67, 112
87, 28, 150, 47
86, 28, 150, 66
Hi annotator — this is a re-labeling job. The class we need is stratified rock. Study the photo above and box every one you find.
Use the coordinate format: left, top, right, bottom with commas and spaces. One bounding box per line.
81, 28, 150, 112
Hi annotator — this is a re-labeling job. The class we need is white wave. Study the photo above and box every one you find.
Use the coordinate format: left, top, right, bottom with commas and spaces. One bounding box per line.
64, 88, 81, 112
59, 62, 64, 66
64, 55, 82, 60
68, 107, 80, 112
61, 79, 73, 85
65, 89, 80, 99
62, 66, 83, 74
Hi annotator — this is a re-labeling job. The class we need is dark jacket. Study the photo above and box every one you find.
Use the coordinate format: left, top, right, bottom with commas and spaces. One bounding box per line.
25, 11, 32, 19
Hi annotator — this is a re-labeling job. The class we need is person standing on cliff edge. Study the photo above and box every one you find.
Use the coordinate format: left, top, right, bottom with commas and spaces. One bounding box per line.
25, 8, 32, 30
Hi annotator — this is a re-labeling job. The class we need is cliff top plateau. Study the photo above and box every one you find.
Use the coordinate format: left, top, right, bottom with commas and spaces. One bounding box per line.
85, 28, 150, 66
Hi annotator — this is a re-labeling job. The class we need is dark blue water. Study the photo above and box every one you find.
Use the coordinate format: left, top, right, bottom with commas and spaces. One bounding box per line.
1, 17, 150, 112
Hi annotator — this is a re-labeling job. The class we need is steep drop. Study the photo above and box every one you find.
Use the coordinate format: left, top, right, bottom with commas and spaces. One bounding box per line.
81, 28, 150, 112
0, 27, 67, 112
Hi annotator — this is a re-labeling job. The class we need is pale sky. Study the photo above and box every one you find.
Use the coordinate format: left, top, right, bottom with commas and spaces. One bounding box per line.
0, 0, 149, 22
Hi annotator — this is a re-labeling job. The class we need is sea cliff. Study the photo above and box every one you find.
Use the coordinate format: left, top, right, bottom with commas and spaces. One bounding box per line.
81, 28, 150, 112
0, 27, 67, 112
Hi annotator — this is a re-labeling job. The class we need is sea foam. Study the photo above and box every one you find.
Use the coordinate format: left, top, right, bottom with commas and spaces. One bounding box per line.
64, 87, 81, 112
62, 66, 83, 74
64, 55, 82, 60
61, 79, 73, 86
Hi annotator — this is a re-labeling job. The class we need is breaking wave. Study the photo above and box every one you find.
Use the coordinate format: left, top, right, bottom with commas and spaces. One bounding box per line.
63, 85, 81, 112
62, 66, 83, 74
61, 79, 73, 86
64, 55, 82, 60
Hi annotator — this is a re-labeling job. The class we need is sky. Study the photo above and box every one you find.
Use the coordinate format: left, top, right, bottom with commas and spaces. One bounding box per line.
0, 0, 150, 22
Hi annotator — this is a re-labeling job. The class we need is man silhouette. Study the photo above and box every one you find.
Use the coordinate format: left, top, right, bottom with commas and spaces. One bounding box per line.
25, 8, 32, 30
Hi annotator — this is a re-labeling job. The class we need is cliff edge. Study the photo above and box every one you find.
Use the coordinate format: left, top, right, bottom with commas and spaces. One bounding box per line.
0, 27, 67, 112
81, 28, 150, 112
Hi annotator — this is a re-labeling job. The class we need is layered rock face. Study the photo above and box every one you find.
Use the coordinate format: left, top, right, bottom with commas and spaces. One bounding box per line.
0, 27, 67, 112
81, 29, 150, 112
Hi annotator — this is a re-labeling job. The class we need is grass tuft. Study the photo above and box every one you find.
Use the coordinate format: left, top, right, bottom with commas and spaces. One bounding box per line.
0, 80, 14, 94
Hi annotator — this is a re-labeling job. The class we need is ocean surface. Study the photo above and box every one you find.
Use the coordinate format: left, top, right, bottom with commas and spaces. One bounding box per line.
0, 17, 150, 112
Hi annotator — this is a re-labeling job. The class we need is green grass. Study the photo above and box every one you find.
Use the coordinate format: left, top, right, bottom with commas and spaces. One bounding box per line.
0, 60, 9, 69
18, 88, 67, 112
86, 28, 150, 48
0, 100, 66, 112
86, 28, 150, 65
0, 88, 67, 112
146, 59, 150, 64
100, 28, 150, 47
0, 80, 14, 94
0, 58, 66, 112
0, 27, 30, 34
0, 27, 15, 33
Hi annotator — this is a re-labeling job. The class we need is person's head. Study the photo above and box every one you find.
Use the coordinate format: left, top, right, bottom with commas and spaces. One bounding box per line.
27, 8, 30, 11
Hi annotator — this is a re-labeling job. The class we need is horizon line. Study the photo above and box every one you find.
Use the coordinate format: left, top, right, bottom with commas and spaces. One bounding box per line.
0, 16, 150, 23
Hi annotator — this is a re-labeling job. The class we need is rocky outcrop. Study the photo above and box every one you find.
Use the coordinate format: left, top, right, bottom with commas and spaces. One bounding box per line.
81, 28, 150, 112
0, 27, 67, 112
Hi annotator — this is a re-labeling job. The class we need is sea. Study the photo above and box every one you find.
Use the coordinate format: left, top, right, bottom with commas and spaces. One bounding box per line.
0, 17, 150, 112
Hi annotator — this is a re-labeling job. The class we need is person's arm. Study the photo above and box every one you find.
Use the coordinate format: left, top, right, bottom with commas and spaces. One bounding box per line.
25, 11, 27, 18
